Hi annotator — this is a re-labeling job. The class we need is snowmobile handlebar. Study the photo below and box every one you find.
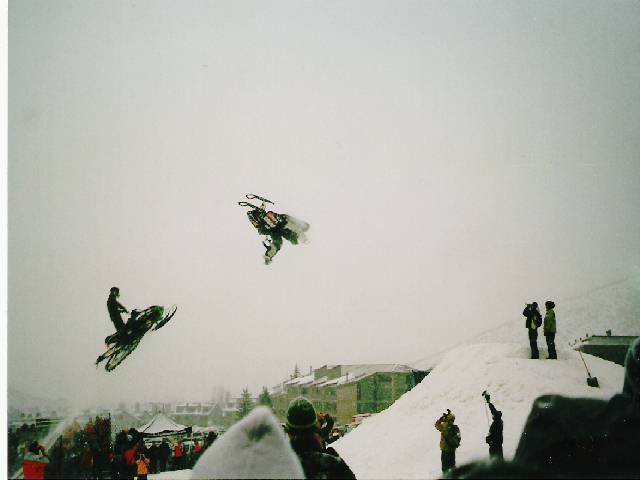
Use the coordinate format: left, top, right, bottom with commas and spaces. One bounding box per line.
246, 194, 274, 204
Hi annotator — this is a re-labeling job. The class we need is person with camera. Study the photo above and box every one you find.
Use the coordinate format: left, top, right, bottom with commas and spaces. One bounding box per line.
435, 409, 461, 474
523, 302, 542, 359
482, 391, 504, 460
136, 451, 151, 480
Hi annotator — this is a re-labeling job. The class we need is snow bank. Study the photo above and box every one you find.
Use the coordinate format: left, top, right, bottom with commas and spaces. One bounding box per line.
333, 343, 624, 479
149, 461, 296, 479
150, 470, 192, 480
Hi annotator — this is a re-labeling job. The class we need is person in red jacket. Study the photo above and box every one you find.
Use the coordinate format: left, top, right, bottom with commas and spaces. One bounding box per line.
174, 440, 185, 470
123, 443, 138, 479
22, 442, 49, 480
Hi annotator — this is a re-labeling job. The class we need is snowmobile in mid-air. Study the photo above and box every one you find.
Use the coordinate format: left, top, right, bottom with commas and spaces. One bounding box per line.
96, 305, 177, 372
238, 194, 310, 264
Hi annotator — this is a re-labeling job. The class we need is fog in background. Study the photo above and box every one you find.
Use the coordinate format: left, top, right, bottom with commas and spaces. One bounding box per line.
8, 0, 640, 407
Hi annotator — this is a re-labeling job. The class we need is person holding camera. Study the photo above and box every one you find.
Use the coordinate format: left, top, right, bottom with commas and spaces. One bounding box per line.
482, 391, 504, 460
435, 409, 461, 474
523, 302, 542, 359
136, 452, 151, 480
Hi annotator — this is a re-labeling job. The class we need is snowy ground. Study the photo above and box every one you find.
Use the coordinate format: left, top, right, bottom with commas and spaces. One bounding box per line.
149, 469, 192, 479
333, 342, 624, 479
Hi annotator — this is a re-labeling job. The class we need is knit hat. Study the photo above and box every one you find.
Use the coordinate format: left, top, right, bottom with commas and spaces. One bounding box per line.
545, 300, 555, 309
286, 397, 318, 433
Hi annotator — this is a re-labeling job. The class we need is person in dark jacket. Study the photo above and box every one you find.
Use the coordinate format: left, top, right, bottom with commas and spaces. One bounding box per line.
285, 397, 356, 479
107, 287, 128, 332
318, 412, 335, 446
543, 300, 557, 359
157, 439, 170, 472
482, 392, 503, 460
523, 302, 542, 359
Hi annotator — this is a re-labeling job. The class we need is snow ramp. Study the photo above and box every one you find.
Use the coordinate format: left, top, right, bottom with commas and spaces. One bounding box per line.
332, 343, 624, 479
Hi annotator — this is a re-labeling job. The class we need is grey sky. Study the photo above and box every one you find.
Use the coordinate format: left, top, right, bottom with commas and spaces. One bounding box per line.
8, 0, 640, 406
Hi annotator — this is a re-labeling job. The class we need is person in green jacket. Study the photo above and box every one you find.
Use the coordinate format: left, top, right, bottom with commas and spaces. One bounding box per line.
544, 300, 557, 359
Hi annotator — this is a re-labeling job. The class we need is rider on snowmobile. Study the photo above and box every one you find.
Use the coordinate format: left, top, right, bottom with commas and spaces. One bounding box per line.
107, 287, 128, 332
244, 199, 308, 264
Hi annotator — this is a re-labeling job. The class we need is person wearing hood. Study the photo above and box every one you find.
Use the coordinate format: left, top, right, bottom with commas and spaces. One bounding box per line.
435, 409, 461, 474
285, 397, 356, 479
543, 301, 557, 359
523, 302, 542, 359
191, 406, 305, 479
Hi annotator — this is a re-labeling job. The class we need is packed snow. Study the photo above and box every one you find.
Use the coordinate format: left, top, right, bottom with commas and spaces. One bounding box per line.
150, 469, 192, 479
333, 342, 624, 479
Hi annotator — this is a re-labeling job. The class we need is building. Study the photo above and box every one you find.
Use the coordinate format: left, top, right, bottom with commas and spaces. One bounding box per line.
172, 402, 223, 427
271, 364, 429, 425
576, 333, 638, 366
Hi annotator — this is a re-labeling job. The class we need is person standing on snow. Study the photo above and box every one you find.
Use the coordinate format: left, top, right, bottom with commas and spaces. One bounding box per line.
523, 302, 542, 359
107, 287, 128, 332
544, 301, 557, 359
483, 392, 504, 460
435, 409, 461, 474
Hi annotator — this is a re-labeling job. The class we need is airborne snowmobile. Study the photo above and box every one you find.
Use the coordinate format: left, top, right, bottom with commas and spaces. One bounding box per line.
238, 194, 309, 264
96, 304, 177, 372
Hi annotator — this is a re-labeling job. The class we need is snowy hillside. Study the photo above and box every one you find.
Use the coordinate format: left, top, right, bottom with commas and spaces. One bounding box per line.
333, 343, 624, 479
411, 276, 640, 371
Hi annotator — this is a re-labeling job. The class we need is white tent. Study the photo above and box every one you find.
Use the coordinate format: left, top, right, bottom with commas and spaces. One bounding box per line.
137, 412, 190, 437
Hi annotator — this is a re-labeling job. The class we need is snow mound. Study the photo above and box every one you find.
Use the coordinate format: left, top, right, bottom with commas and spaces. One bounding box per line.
333, 343, 624, 479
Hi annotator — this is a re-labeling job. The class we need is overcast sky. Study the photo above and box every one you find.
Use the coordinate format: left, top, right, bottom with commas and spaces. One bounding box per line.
8, 0, 640, 407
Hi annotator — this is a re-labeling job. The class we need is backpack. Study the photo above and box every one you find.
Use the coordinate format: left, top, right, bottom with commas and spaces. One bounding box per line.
446, 424, 461, 449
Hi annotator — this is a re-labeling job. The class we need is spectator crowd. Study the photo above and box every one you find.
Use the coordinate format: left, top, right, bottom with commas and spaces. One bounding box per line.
9, 414, 219, 480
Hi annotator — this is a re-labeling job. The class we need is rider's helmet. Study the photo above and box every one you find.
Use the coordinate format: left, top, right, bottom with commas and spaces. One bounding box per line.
110, 286, 120, 295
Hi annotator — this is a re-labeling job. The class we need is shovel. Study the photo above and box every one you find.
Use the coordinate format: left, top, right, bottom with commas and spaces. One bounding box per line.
578, 350, 599, 388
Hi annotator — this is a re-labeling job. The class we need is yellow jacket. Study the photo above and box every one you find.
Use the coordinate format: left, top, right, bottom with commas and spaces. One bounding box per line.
136, 456, 150, 475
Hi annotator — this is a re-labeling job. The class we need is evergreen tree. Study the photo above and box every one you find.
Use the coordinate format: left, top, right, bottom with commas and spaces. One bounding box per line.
237, 388, 254, 420
293, 363, 301, 378
258, 387, 273, 408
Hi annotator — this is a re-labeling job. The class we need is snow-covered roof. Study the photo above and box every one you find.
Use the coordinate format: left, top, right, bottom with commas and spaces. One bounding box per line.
339, 364, 414, 377
312, 376, 329, 386
284, 373, 315, 386
137, 413, 188, 435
